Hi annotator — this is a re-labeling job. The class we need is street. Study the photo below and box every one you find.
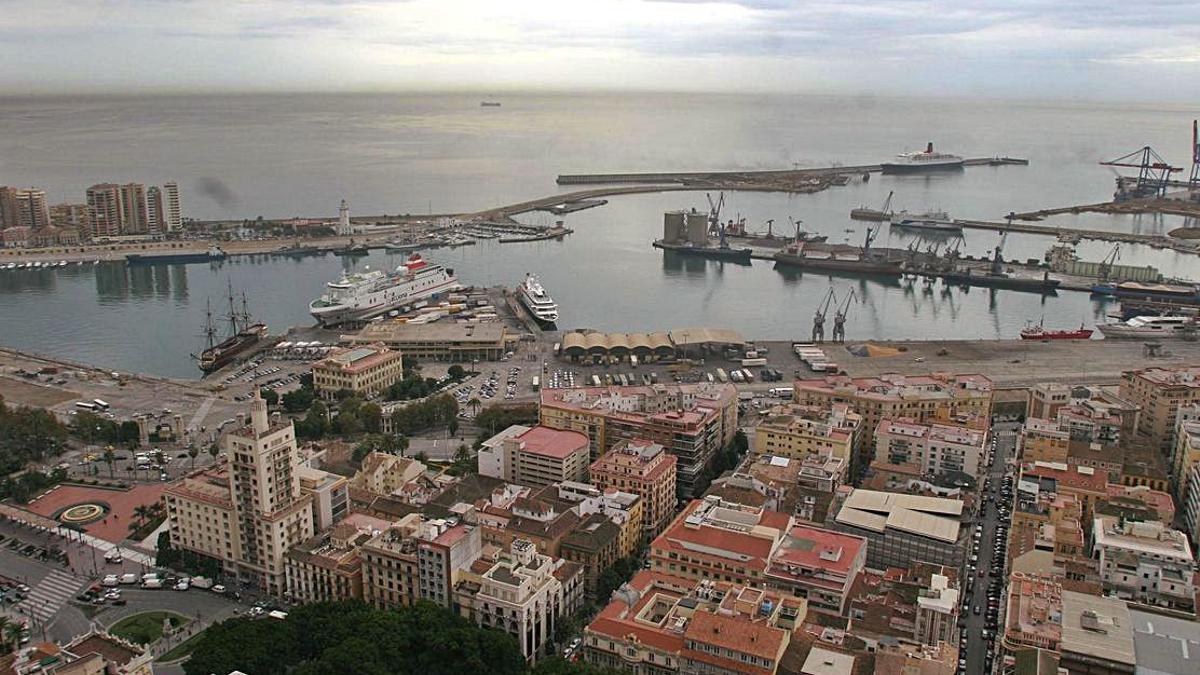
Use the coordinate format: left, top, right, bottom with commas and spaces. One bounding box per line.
961, 422, 1018, 675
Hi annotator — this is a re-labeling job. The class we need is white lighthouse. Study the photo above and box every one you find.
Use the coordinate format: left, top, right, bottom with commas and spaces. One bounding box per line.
336, 199, 352, 235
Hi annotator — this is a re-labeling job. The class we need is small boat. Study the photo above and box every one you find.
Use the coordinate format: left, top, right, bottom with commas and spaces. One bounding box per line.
1020, 320, 1093, 340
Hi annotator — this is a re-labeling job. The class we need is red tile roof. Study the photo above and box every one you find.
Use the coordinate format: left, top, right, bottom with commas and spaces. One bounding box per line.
771, 524, 865, 576
517, 425, 589, 459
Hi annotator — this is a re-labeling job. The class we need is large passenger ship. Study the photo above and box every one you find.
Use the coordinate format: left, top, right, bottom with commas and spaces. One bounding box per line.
308, 255, 458, 326
881, 142, 964, 174
516, 273, 559, 328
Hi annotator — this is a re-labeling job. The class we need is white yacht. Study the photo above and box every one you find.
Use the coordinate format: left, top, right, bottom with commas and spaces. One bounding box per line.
517, 273, 558, 327
1097, 315, 1197, 339
881, 142, 964, 174
308, 254, 458, 326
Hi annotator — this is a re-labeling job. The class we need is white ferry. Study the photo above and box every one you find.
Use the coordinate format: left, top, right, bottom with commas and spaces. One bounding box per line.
517, 273, 558, 327
1097, 315, 1197, 339
881, 142, 964, 174
308, 255, 458, 326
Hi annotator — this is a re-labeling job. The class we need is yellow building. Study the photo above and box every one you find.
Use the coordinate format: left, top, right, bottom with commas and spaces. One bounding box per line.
589, 439, 678, 540
1018, 417, 1071, 464
313, 343, 404, 400
163, 466, 240, 569
1120, 366, 1200, 453
753, 403, 861, 463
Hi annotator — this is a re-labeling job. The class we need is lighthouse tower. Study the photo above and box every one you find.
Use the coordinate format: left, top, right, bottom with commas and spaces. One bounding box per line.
336, 199, 352, 235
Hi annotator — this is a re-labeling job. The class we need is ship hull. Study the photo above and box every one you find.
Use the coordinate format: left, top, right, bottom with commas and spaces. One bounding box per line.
199, 324, 267, 373
1097, 325, 1191, 339
126, 252, 224, 265
772, 253, 903, 277
653, 241, 753, 263
942, 273, 1059, 293
1020, 330, 1093, 340
309, 277, 458, 327
1090, 284, 1200, 305
880, 161, 964, 174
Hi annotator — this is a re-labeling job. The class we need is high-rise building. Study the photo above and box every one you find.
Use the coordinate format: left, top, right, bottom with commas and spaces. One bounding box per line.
146, 185, 164, 234
50, 202, 93, 233
226, 390, 315, 595
1120, 366, 1200, 453
0, 187, 50, 229
118, 183, 148, 234
588, 438, 677, 540
163, 181, 182, 231
86, 183, 123, 237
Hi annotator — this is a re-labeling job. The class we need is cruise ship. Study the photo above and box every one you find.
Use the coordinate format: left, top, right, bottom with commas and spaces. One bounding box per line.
516, 273, 558, 328
1097, 315, 1198, 339
881, 143, 964, 174
308, 255, 458, 326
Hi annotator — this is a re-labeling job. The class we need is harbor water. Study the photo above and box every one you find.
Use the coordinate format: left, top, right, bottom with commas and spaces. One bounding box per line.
0, 93, 1198, 378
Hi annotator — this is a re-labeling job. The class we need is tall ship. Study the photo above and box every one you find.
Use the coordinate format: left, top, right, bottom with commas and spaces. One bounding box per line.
1098, 315, 1198, 339
773, 225, 904, 277
881, 142, 964, 174
127, 246, 226, 266
889, 209, 963, 233
308, 254, 457, 326
516, 273, 559, 328
195, 283, 267, 374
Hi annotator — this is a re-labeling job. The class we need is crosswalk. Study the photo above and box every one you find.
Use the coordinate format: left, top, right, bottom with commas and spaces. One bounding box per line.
18, 568, 88, 624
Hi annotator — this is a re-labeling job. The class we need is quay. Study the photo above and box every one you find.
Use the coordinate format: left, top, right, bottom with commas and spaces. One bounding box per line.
555, 157, 1028, 185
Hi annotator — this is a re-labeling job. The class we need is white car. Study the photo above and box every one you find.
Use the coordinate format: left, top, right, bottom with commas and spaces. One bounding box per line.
102, 575, 120, 587
174, 580, 189, 591
211, 584, 226, 594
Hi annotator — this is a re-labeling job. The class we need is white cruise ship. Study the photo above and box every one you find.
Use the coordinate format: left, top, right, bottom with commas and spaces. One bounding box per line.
517, 273, 558, 327
1097, 315, 1197, 339
881, 142, 964, 174
308, 255, 458, 326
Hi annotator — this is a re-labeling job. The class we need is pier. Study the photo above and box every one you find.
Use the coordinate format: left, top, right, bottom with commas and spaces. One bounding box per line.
555, 157, 1028, 185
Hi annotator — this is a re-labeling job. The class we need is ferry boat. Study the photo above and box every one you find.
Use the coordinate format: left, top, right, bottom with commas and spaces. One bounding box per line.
308, 254, 458, 326
881, 143, 964, 174
889, 210, 963, 233
1020, 320, 1093, 340
516, 273, 559, 328
1097, 315, 1198, 339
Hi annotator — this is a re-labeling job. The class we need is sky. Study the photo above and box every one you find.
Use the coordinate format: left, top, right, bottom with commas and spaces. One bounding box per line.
2, 0, 1199, 99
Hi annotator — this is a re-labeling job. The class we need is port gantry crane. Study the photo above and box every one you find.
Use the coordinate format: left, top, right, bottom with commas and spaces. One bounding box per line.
1100, 146, 1182, 200
812, 288, 835, 343
832, 289, 857, 343
1099, 244, 1121, 281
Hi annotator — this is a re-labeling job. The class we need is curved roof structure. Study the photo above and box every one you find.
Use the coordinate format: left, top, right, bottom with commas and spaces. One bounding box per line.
584, 332, 609, 354
606, 333, 631, 355
647, 332, 674, 355
562, 332, 587, 357
627, 333, 653, 355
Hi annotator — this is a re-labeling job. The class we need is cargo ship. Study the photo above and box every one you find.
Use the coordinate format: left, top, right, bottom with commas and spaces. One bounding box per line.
941, 269, 1060, 293
126, 246, 226, 266
1090, 281, 1200, 305
881, 142, 964, 174
1020, 320, 1093, 340
654, 208, 751, 263
772, 225, 903, 277
195, 283, 266, 373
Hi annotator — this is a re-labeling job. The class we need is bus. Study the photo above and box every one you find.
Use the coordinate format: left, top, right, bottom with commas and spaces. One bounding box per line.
769, 387, 795, 399
75, 401, 99, 412
531, 376, 540, 391
92, 399, 110, 411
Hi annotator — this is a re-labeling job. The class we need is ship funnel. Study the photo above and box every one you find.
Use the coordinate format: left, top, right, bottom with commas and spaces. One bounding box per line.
926, 142, 934, 153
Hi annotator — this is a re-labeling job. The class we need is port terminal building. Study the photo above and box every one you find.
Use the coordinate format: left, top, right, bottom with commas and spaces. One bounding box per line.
559, 327, 745, 362
345, 322, 516, 362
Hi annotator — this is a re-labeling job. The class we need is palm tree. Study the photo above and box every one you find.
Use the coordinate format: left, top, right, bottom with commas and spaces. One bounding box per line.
467, 397, 481, 416
132, 505, 151, 528
0, 616, 10, 654
103, 446, 116, 479
3, 622, 21, 654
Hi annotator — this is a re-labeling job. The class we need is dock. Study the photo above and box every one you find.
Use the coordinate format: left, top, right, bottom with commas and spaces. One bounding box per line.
555, 157, 1027, 185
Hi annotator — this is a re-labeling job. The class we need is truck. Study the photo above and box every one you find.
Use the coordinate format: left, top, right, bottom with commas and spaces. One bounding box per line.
729, 370, 743, 383
142, 578, 164, 589
741, 369, 755, 382
769, 387, 795, 398
630, 354, 638, 368
189, 576, 214, 590
741, 358, 767, 367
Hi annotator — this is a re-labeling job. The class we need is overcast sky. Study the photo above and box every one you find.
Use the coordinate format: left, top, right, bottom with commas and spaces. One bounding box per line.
3, 0, 1198, 99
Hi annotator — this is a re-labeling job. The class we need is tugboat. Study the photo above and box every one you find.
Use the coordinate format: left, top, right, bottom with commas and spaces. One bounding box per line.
516, 273, 559, 328
1020, 319, 1093, 340
194, 281, 267, 374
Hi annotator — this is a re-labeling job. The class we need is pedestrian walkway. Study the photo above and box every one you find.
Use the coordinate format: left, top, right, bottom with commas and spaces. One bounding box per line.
17, 568, 87, 624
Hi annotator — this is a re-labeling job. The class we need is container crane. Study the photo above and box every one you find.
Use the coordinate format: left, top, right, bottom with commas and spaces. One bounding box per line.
812, 288, 835, 343
1099, 146, 1182, 200
832, 289, 857, 343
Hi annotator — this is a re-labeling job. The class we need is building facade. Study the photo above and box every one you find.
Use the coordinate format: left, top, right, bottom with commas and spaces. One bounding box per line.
1120, 367, 1200, 454
479, 425, 591, 487
1092, 516, 1194, 611
312, 343, 404, 400
588, 438, 678, 540
753, 402, 861, 463
875, 418, 988, 478
830, 489, 965, 570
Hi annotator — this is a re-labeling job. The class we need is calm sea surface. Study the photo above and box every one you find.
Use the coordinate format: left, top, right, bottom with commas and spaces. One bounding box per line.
1, 93, 1198, 378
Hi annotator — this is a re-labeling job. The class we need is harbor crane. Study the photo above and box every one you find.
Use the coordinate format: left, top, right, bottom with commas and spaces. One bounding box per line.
1100, 146, 1182, 200
1191, 120, 1200, 191
1098, 244, 1121, 281
813, 288, 835, 343
706, 192, 725, 232
989, 231, 1009, 276
880, 190, 894, 217
832, 289, 857, 343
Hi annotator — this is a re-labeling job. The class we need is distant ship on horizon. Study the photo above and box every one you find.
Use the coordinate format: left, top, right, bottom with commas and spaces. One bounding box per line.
480, 100, 502, 107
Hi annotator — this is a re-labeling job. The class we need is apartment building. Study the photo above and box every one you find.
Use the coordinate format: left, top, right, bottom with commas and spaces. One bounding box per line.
844, 563, 960, 650
794, 373, 992, 470
459, 539, 583, 663
588, 438, 677, 539
584, 571, 808, 675
648, 496, 791, 587
1028, 382, 1139, 442
1120, 366, 1200, 453
554, 481, 643, 558
163, 181, 182, 231
709, 453, 849, 525
539, 383, 737, 496
417, 519, 482, 608
830, 489, 966, 570
360, 514, 424, 610
1092, 516, 1194, 611
479, 425, 590, 487
0, 186, 49, 229
350, 452, 426, 497
762, 523, 866, 615
312, 343, 404, 400
753, 402, 862, 463
163, 465, 240, 568
1000, 572, 1063, 655
559, 513, 622, 596
1177, 408, 1200, 546
284, 518, 384, 603
875, 418, 988, 478
296, 465, 348, 531
85, 183, 123, 237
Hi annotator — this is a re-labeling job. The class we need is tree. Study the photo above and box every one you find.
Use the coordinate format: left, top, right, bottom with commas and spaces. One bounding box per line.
467, 398, 481, 416
447, 364, 466, 380
188, 444, 200, 469
132, 504, 152, 528
447, 418, 459, 438
2, 622, 21, 655
207, 442, 220, 462
0, 396, 69, 474
103, 446, 116, 478
261, 389, 279, 406
360, 403, 383, 434
119, 420, 141, 449
0, 616, 10, 654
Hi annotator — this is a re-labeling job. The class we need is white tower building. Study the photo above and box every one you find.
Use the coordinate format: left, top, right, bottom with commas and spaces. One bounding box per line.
336, 199, 353, 235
